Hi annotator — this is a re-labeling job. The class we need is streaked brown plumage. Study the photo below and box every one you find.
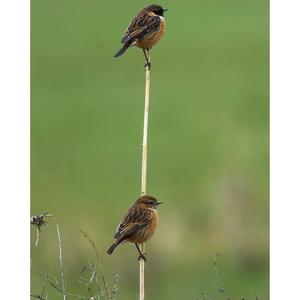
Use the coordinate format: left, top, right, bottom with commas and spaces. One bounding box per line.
107, 195, 162, 261
114, 4, 167, 66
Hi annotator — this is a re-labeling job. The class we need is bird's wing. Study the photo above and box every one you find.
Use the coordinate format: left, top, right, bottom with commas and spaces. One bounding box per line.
114, 206, 152, 239
121, 13, 161, 45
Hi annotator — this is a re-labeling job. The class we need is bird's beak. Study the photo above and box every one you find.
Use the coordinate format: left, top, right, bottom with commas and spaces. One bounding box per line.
156, 201, 163, 205
163, 8, 168, 12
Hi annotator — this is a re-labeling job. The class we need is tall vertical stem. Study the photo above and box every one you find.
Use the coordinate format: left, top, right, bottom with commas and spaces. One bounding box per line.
55, 219, 67, 300
141, 50, 151, 196
140, 49, 151, 300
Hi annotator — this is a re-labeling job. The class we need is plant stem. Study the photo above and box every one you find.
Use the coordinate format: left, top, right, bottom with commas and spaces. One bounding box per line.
55, 219, 67, 300
141, 50, 151, 196
140, 49, 151, 300
80, 230, 111, 299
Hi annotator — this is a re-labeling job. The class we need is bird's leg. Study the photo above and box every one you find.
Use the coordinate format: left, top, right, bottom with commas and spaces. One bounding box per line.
135, 243, 147, 262
143, 49, 151, 70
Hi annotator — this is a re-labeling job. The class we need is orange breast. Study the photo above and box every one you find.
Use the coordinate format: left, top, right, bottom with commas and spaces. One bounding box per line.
128, 209, 158, 244
135, 18, 165, 50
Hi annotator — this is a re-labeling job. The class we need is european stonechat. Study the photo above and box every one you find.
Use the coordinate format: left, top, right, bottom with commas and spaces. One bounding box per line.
107, 195, 162, 261
114, 4, 168, 68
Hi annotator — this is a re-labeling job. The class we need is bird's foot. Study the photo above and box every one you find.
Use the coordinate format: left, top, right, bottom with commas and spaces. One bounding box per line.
138, 253, 147, 262
144, 62, 151, 70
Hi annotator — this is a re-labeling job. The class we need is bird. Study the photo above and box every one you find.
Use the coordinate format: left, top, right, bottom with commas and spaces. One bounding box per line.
114, 4, 168, 68
107, 195, 162, 261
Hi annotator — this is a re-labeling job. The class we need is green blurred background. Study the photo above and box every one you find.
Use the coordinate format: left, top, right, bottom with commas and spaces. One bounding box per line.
31, 0, 269, 299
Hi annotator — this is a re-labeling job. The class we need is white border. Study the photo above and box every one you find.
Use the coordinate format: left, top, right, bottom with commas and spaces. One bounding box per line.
0, 0, 30, 298
270, 0, 300, 299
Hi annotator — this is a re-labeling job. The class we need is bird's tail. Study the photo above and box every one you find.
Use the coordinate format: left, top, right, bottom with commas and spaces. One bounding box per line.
107, 241, 120, 255
114, 44, 130, 58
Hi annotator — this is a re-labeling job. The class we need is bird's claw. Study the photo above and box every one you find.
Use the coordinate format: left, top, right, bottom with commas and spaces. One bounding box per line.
144, 62, 151, 70
138, 253, 147, 262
